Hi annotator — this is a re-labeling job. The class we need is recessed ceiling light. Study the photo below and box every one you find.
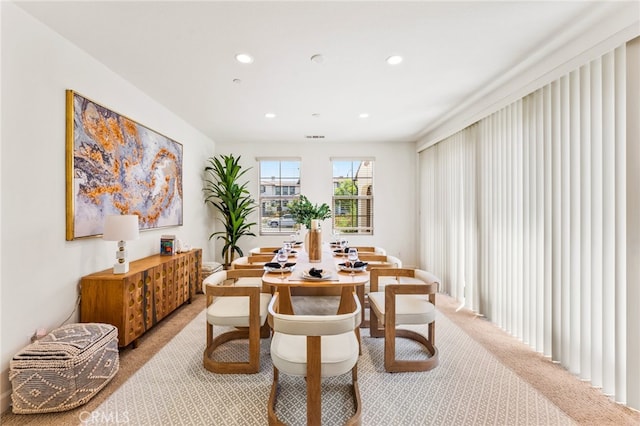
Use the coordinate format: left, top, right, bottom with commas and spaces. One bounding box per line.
235, 53, 254, 64
359, 113, 370, 118
386, 55, 403, 65
232, 78, 242, 84
265, 113, 276, 119
310, 54, 324, 64
311, 113, 320, 118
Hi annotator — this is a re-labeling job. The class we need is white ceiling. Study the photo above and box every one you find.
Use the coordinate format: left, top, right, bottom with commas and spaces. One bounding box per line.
14, 1, 620, 144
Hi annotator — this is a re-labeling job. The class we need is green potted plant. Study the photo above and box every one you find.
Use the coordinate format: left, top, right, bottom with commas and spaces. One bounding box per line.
287, 195, 332, 229
203, 154, 257, 267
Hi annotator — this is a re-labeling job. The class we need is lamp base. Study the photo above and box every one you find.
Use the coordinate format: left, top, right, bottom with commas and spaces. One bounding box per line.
113, 262, 129, 274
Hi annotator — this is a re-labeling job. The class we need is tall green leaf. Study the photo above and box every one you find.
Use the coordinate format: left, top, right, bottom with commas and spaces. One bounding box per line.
203, 154, 257, 266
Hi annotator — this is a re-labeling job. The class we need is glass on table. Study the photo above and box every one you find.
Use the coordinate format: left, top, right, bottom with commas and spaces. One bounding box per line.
276, 249, 288, 279
283, 242, 292, 254
332, 230, 340, 245
347, 248, 359, 275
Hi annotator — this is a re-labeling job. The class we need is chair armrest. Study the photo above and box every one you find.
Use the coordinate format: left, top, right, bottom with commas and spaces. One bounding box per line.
204, 281, 262, 307
269, 292, 362, 336
369, 268, 416, 292
206, 285, 261, 297
385, 283, 437, 305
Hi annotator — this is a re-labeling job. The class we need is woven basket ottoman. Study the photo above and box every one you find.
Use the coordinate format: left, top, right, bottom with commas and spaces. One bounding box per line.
9, 323, 119, 414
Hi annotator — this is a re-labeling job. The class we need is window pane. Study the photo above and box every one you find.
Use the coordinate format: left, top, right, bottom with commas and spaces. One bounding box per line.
332, 160, 373, 234
259, 160, 301, 234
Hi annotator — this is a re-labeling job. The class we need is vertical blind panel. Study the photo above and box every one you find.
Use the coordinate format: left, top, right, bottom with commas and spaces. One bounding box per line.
624, 36, 639, 410
613, 45, 627, 403
560, 75, 571, 369
579, 63, 593, 381
551, 80, 562, 362
523, 98, 531, 345
516, 100, 524, 341
417, 40, 632, 406
535, 89, 545, 354
569, 69, 582, 375
543, 85, 553, 358
590, 58, 604, 389
601, 51, 617, 396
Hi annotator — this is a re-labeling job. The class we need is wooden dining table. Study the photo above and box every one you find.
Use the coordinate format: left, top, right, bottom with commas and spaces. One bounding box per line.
261, 246, 370, 316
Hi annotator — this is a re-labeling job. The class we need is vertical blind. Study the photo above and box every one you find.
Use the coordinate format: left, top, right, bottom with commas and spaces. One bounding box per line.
418, 40, 639, 408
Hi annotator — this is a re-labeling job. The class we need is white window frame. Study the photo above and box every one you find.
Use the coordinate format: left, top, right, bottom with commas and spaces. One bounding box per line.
257, 157, 301, 235
331, 157, 374, 235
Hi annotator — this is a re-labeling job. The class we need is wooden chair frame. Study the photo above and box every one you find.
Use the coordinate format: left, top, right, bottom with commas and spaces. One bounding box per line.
250, 246, 282, 254
231, 254, 275, 269
203, 269, 270, 374
356, 255, 401, 327
369, 268, 439, 373
267, 292, 362, 426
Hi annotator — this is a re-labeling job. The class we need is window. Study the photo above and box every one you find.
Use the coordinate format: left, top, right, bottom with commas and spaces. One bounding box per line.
332, 159, 373, 234
259, 159, 301, 234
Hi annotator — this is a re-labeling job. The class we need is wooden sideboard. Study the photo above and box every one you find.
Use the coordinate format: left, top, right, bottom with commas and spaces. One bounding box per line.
80, 249, 202, 347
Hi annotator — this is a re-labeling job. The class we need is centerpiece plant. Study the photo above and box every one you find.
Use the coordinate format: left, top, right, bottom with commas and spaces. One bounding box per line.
287, 195, 332, 229
203, 154, 257, 267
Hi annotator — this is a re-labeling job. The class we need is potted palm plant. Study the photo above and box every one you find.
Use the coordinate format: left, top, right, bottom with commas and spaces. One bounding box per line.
203, 154, 257, 268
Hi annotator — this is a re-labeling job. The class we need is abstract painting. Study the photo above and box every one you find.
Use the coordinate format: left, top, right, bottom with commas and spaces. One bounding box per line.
66, 90, 183, 240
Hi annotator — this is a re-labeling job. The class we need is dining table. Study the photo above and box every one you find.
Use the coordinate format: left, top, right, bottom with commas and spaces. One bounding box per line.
261, 245, 370, 317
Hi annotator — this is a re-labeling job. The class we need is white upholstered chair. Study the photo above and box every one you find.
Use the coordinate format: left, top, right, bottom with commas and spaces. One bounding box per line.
203, 269, 271, 374
356, 254, 402, 327
368, 267, 440, 373
267, 291, 362, 426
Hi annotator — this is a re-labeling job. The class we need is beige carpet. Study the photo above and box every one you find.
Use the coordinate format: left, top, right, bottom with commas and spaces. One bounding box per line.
1, 293, 638, 425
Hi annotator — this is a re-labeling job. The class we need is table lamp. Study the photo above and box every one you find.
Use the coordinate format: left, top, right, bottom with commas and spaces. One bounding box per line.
103, 214, 140, 274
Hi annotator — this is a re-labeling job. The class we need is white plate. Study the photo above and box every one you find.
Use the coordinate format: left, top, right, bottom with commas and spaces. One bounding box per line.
301, 270, 333, 280
264, 265, 295, 273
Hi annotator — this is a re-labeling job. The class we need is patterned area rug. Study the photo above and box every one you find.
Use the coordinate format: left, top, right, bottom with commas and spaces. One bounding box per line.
90, 295, 575, 426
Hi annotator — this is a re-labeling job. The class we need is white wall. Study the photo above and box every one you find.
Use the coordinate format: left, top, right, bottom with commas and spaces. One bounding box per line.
0, 3, 215, 412
214, 141, 418, 266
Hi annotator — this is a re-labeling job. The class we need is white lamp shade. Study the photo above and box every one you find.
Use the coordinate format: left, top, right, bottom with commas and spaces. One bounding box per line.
103, 215, 140, 241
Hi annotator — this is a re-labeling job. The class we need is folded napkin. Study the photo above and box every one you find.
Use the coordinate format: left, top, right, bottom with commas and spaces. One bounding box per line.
334, 247, 350, 254
308, 267, 323, 278
265, 262, 296, 269
338, 260, 368, 268
273, 249, 297, 254
340, 261, 368, 268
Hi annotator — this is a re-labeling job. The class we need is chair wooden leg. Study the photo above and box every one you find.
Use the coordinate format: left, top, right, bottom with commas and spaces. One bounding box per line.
384, 322, 439, 373
345, 366, 362, 426
307, 336, 322, 426
203, 326, 263, 374
260, 322, 271, 338
369, 309, 384, 338
268, 367, 286, 426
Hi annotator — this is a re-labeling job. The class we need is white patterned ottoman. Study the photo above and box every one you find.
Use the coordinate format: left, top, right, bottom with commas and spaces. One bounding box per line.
9, 323, 119, 414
